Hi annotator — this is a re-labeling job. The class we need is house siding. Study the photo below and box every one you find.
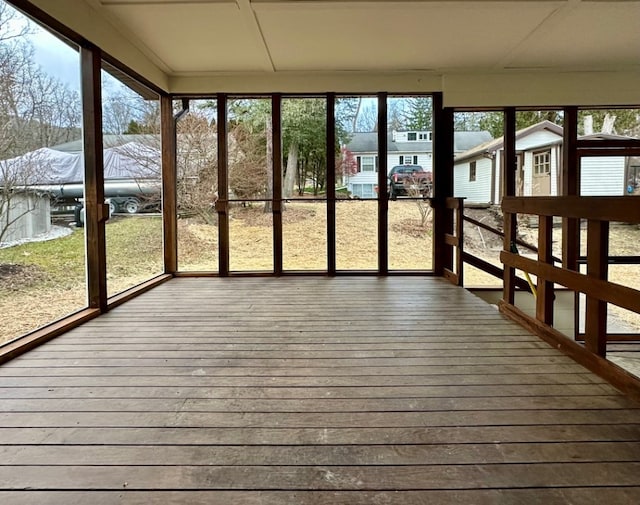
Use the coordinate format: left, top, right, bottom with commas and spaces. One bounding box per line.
454, 156, 492, 204
580, 156, 625, 196
1, 193, 51, 244
388, 153, 432, 170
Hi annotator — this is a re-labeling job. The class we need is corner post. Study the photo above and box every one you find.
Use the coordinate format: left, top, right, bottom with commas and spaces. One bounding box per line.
81, 45, 107, 311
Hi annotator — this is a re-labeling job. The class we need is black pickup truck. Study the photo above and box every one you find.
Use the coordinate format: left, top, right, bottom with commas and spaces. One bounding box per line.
387, 165, 432, 199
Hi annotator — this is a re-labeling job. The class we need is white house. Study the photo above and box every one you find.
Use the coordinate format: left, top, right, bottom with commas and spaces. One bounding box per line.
345, 130, 492, 198
454, 121, 563, 205
453, 122, 633, 205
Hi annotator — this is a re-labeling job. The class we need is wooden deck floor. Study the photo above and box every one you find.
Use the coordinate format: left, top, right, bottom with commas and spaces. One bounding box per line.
1, 277, 640, 504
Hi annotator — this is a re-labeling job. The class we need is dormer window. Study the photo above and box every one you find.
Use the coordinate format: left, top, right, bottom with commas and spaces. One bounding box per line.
406, 131, 431, 141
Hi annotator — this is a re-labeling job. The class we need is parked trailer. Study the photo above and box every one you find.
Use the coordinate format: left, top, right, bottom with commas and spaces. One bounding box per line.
30, 179, 160, 214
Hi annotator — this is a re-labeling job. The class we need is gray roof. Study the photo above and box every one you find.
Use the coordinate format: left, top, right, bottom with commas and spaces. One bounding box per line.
346, 131, 492, 154
454, 120, 563, 163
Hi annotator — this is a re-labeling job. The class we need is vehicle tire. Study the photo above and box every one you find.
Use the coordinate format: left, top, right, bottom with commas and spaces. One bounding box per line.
108, 200, 117, 215
124, 198, 140, 214
389, 185, 397, 200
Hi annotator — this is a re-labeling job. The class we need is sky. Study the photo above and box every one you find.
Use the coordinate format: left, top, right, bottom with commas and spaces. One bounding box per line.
6, 2, 81, 90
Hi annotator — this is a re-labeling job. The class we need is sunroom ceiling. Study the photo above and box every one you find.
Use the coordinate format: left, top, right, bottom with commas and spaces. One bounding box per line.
21, 0, 640, 102
85, 0, 640, 74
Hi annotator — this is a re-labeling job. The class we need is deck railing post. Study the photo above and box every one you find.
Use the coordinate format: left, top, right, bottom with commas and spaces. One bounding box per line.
536, 214, 554, 325
455, 197, 464, 286
585, 219, 609, 357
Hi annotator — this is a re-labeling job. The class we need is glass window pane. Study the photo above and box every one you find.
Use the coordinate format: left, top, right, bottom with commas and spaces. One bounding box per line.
282, 97, 327, 271
0, 7, 87, 344
176, 99, 218, 272
227, 98, 273, 272
101, 64, 163, 297
387, 96, 433, 270
336, 96, 378, 271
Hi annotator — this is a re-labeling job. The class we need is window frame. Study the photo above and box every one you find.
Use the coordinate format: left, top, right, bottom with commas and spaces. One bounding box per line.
533, 150, 551, 176
469, 160, 477, 182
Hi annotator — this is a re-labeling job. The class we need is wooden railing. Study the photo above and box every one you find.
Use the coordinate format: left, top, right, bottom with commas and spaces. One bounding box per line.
443, 197, 464, 286
499, 196, 640, 396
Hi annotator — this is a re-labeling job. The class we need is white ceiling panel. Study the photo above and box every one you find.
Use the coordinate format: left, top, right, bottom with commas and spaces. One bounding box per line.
254, 2, 561, 71
102, 3, 270, 72
507, 3, 640, 69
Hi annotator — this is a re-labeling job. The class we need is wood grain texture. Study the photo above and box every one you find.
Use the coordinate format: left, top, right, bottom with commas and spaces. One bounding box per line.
1, 277, 639, 502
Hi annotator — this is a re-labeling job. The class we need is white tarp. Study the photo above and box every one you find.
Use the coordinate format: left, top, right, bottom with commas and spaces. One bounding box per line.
0, 142, 160, 185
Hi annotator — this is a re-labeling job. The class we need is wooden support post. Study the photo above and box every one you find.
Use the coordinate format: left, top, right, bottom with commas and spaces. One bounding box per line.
432, 95, 453, 276
80, 45, 107, 312
585, 219, 609, 357
502, 107, 517, 305
377, 92, 388, 275
536, 214, 554, 325
160, 95, 177, 274
272, 94, 283, 275
326, 93, 336, 276
455, 197, 464, 286
216, 94, 229, 276
562, 107, 581, 339
562, 106, 580, 271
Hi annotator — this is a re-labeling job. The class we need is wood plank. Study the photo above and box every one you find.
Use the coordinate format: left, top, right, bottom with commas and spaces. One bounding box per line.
1, 276, 639, 501
3, 424, 639, 446
0, 383, 618, 399
1, 489, 639, 505
3, 441, 640, 466
502, 196, 640, 223
0, 395, 634, 413
0, 372, 605, 388
2, 463, 640, 490
501, 251, 640, 314
1, 409, 639, 428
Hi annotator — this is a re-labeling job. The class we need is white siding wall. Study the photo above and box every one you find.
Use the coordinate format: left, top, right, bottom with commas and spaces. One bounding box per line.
388, 153, 432, 170
346, 171, 378, 196
580, 157, 625, 196
1, 194, 51, 243
454, 157, 493, 204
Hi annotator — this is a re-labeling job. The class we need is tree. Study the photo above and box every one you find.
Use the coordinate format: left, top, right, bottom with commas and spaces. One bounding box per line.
0, 3, 81, 242
403, 97, 432, 131
102, 77, 160, 136
577, 109, 639, 136
174, 112, 219, 225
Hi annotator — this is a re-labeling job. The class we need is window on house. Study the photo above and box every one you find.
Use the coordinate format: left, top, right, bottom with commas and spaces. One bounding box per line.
418, 132, 431, 141
351, 184, 376, 198
357, 155, 377, 172
407, 132, 417, 141
469, 161, 477, 182
400, 155, 418, 165
533, 151, 551, 175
